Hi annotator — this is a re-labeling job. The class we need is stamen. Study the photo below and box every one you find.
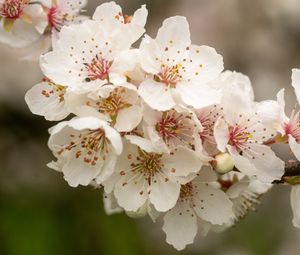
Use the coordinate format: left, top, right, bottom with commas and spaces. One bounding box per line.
84, 55, 111, 81
130, 149, 162, 185
154, 64, 182, 87
0, 0, 27, 19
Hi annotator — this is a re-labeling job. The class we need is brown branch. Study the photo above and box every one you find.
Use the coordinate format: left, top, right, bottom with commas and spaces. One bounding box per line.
273, 160, 300, 184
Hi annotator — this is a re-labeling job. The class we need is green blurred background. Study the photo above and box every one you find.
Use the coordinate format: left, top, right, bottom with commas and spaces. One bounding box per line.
1, 0, 300, 254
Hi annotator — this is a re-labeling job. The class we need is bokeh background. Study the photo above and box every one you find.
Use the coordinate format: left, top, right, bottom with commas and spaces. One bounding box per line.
1, 0, 300, 254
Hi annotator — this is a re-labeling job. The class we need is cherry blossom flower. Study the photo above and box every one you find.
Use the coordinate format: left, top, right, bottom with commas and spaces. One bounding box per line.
276, 69, 300, 160
68, 84, 143, 132
41, 18, 141, 92
48, 116, 123, 187
217, 172, 272, 228
142, 104, 202, 152
214, 85, 284, 182
275, 69, 300, 228
0, 0, 47, 47
162, 167, 234, 250
112, 138, 203, 212
138, 16, 223, 111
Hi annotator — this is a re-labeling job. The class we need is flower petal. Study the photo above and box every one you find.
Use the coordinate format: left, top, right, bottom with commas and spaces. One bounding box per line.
138, 79, 176, 111
291, 185, 300, 228
193, 184, 234, 225
162, 201, 197, 250
163, 147, 202, 177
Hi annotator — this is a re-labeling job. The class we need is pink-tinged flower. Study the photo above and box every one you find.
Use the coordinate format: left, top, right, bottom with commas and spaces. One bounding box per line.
214, 86, 284, 182
138, 16, 223, 111
143, 104, 202, 152
111, 138, 202, 212
162, 167, 234, 250
25, 78, 70, 121
42, 0, 87, 32
41, 19, 140, 91
276, 70, 300, 160
0, 0, 47, 47
48, 117, 123, 187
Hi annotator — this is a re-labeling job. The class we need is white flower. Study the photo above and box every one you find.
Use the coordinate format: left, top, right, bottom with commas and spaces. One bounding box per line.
216, 172, 272, 230
276, 69, 300, 160
48, 116, 123, 187
0, 0, 47, 47
92, 1, 147, 45
291, 185, 300, 228
111, 138, 202, 212
162, 167, 234, 250
25, 78, 70, 121
68, 84, 143, 132
138, 16, 223, 111
142, 104, 202, 152
41, 19, 141, 92
214, 85, 284, 182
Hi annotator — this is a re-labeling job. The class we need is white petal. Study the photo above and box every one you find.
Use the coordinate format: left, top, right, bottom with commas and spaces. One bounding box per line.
289, 135, 300, 161
214, 117, 230, 152
62, 151, 103, 187
247, 144, 285, 182
156, 16, 191, 55
176, 82, 221, 108
292, 69, 300, 104
103, 192, 123, 215
163, 147, 202, 177
138, 79, 176, 111
114, 172, 148, 212
193, 184, 234, 225
162, 201, 197, 250
291, 185, 300, 228
182, 45, 223, 84
149, 173, 180, 212
125, 135, 157, 153
114, 105, 142, 132
92, 2, 122, 21
25, 82, 69, 121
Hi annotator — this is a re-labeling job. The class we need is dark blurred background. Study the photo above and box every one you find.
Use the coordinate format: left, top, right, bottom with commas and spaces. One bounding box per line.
1, 0, 300, 254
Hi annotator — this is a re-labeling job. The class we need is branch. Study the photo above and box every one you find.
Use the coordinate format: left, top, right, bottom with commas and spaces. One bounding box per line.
273, 160, 300, 184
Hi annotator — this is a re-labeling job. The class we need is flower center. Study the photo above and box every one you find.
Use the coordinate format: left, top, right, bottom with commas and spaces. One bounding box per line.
155, 111, 193, 147
0, 0, 27, 19
86, 88, 131, 122
180, 182, 193, 199
60, 129, 109, 166
130, 150, 162, 185
84, 55, 111, 82
228, 125, 253, 150
48, 6, 65, 31
154, 64, 182, 88
41, 78, 66, 102
285, 111, 300, 142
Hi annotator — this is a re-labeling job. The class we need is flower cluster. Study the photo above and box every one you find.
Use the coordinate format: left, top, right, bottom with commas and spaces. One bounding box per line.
0, 0, 87, 59
24, 1, 300, 251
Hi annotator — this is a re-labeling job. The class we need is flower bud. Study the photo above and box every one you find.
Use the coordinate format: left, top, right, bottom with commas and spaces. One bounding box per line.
214, 152, 235, 174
